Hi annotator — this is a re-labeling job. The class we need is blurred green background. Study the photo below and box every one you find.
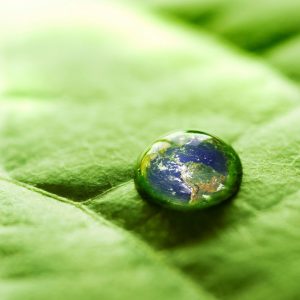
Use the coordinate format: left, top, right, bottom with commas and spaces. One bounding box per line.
0, 1, 300, 299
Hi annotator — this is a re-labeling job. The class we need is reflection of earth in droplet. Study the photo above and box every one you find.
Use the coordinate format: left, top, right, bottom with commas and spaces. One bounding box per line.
135, 131, 242, 209
135, 130, 242, 209
146, 137, 227, 204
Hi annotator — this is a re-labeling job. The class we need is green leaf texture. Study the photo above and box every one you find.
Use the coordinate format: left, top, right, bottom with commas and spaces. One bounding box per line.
0, 1, 300, 299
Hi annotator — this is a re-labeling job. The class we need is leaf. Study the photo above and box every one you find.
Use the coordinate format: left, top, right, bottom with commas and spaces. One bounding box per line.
139, 0, 300, 81
0, 178, 211, 300
0, 1, 300, 299
266, 36, 300, 82
141, 0, 300, 52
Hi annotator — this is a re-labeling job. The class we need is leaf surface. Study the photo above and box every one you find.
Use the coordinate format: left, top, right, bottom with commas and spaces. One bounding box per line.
0, 1, 300, 299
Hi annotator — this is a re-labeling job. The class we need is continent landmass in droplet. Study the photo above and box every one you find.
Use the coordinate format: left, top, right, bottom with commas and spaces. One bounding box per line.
180, 161, 226, 203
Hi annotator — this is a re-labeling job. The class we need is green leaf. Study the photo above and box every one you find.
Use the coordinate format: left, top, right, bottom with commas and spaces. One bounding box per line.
0, 1, 300, 299
140, 0, 300, 52
138, 0, 300, 82
266, 36, 300, 82
0, 178, 210, 300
